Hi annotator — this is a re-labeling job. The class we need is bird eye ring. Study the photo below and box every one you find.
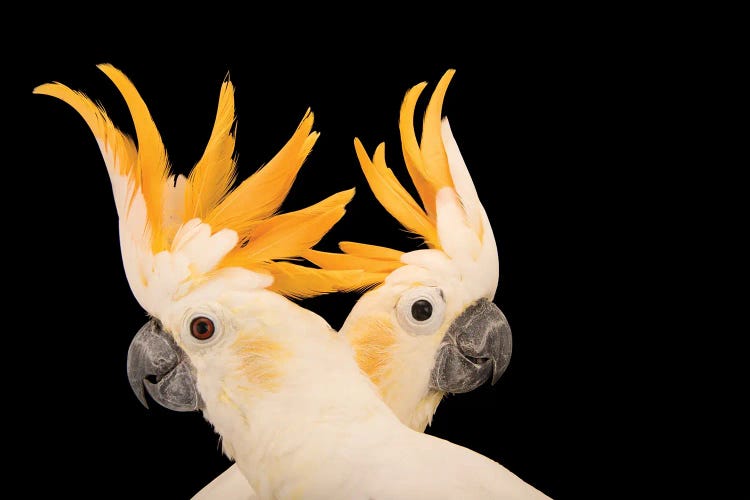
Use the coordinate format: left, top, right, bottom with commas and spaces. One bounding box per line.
396, 287, 446, 336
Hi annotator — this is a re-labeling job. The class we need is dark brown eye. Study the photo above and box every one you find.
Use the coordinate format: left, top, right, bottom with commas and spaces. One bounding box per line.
190, 316, 215, 340
411, 299, 433, 321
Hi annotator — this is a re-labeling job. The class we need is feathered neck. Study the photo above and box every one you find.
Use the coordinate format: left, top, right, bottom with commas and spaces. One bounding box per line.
193, 292, 404, 496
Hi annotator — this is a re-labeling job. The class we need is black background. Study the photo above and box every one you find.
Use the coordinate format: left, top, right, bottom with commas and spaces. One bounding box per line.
12, 12, 712, 500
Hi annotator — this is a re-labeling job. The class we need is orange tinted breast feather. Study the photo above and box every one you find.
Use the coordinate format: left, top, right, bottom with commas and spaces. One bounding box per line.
348, 315, 396, 387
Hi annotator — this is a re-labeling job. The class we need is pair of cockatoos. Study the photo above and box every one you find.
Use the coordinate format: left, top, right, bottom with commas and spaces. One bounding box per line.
34, 65, 551, 499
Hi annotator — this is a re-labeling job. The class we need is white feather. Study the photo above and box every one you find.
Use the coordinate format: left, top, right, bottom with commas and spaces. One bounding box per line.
398, 248, 455, 279
441, 118, 500, 299
191, 465, 255, 500
441, 118, 483, 238
171, 218, 239, 274
435, 187, 482, 263
435, 188, 498, 300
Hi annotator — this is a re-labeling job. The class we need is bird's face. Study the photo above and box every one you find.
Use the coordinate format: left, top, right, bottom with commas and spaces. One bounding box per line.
344, 259, 512, 403
126, 294, 240, 413
125, 280, 291, 414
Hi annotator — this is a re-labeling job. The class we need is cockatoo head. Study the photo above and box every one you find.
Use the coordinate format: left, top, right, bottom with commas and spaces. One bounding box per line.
305, 70, 511, 429
34, 64, 368, 414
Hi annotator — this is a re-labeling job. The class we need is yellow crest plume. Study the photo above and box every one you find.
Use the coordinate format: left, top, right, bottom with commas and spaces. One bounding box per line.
305, 69, 458, 282
34, 64, 172, 253
363, 68, 456, 249
204, 109, 319, 237
97, 64, 172, 252
184, 74, 238, 221
34, 64, 372, 301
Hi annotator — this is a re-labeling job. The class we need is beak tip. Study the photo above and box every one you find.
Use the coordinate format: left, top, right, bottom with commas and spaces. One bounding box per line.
137, 393, 150, 409
490, 357, 511, 386
131, 382, 150, 409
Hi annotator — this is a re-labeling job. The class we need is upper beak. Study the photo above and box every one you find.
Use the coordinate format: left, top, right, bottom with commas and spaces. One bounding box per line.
429, 298, 512, 393
126, 319, 203, 412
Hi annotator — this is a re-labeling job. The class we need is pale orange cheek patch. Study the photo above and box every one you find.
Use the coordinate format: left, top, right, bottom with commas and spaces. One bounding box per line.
232, 332, 288, 392
348, 314, 396, 388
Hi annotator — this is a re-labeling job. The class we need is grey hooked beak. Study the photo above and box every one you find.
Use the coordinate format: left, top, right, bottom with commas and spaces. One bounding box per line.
126, 319, 203, 412
429, 298, 512, 393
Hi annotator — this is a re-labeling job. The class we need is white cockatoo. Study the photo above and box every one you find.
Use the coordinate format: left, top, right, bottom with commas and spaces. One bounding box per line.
34, 65, 550, 499
307, 68, 512, 430
198, 69, 525, 500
